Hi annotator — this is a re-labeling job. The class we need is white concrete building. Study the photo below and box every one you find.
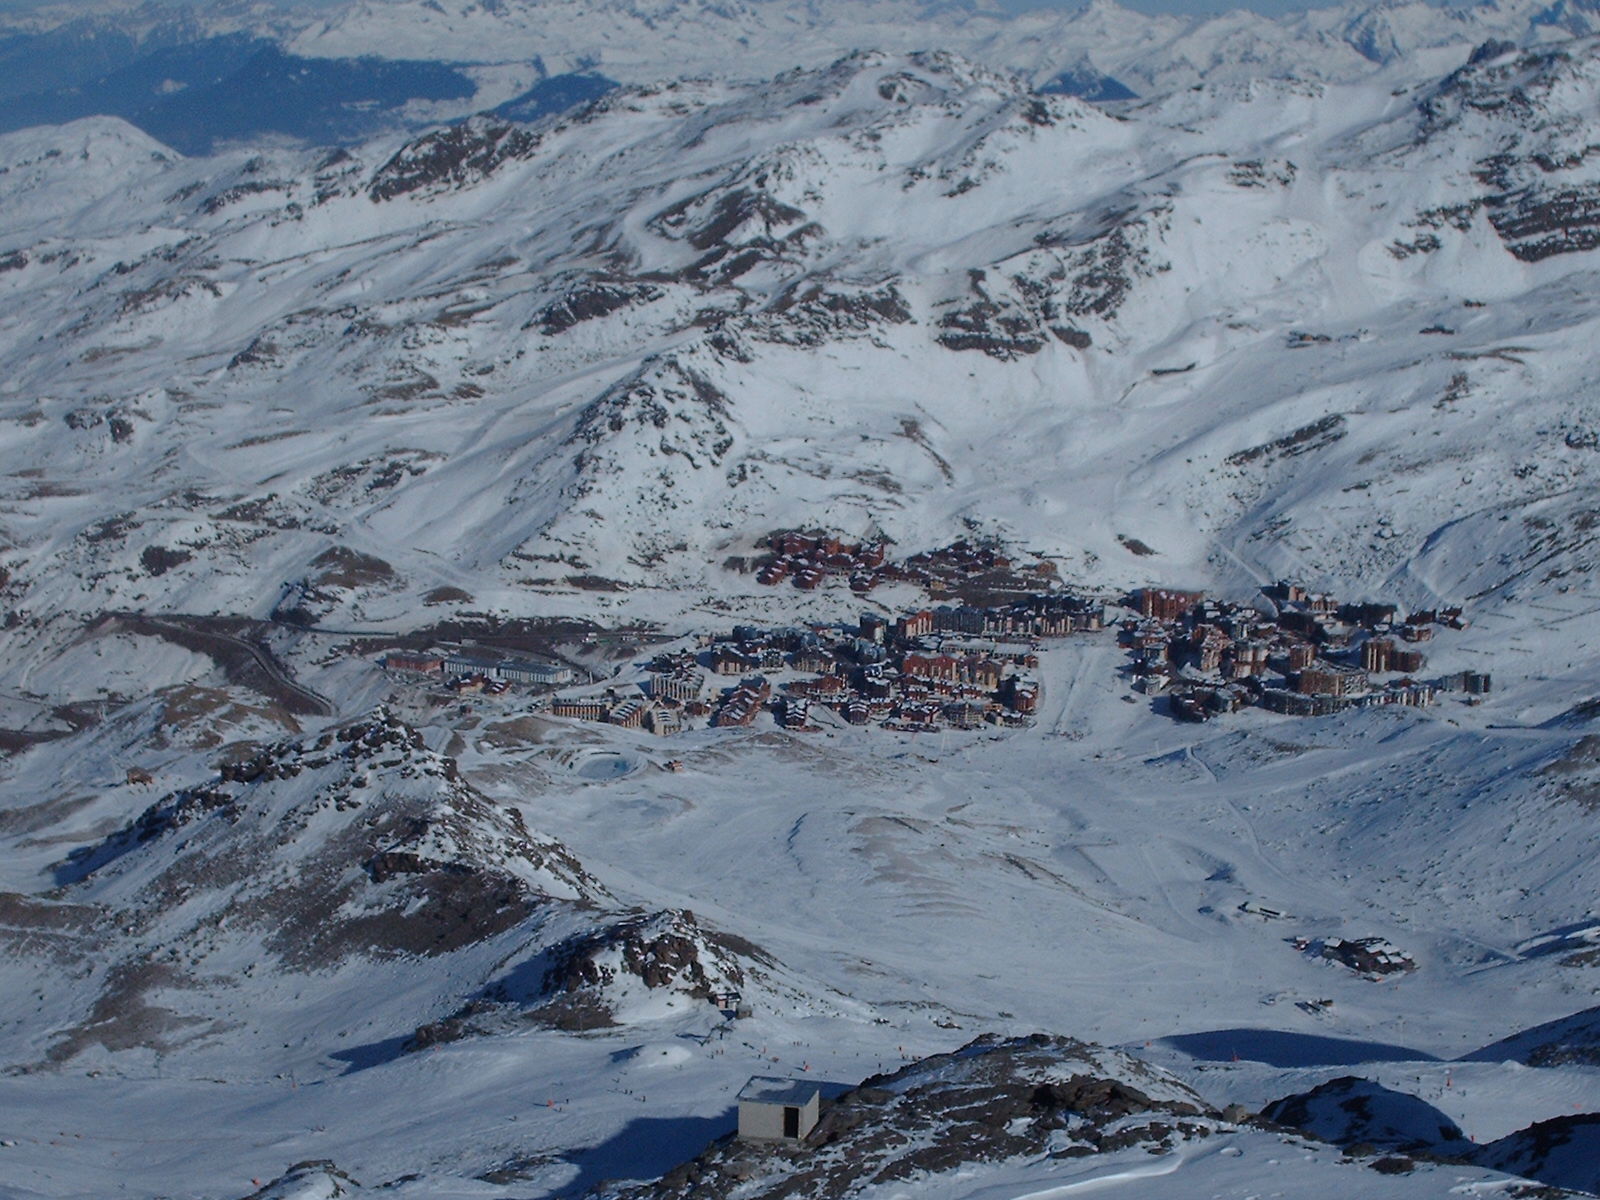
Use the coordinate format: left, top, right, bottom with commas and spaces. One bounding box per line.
737, 1076, 821, 1142
444, 655, 572, 686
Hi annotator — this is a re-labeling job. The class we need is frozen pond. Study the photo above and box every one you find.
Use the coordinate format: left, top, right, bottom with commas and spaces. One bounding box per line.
572, 751, 638, 781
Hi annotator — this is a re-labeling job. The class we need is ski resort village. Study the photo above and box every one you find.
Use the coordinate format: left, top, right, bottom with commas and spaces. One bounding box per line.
8, 5, 1600, 1196
378, 533, 1491, 737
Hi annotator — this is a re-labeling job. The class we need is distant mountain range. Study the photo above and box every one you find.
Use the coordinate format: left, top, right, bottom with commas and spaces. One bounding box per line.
7, 0, 1600, 154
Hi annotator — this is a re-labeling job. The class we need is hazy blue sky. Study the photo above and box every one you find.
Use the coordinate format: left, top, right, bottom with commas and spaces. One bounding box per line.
0, 0, 1361, 14
999, 0, 1339, 12
1004, 0, 1344, 13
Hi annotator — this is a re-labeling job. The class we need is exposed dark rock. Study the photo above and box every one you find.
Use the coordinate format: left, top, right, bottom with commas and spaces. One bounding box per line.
937, 300, 1044, 358
309, 545, 396, 589
570, 357, 735, 471
228, 336, 278, 369
1226, 415, 1346, 467
601, 1034, 1213, 1200
53, 710, 597, 967
1467, 39, 1518, 66
1261, 1077, 1469, 1156
534, 909, 762, 1009
200, 179, 290, 215
140, 545, 193, 576
236, 1160, 360, 1200
1228, 159, 1297, 189
64, 405, 139, 443
1118, 535, 1157, 556
536, 278, 664, 334
1477, 1113, 1600, 1196
1372, 1156, 1416, 1174
755, 282, 910, 347
937, 269, 1045, 359
1420, 46, 1600, 262
1486, 184, 1600, 261
370, 117, 542, 201
653, 187, 808, 253
1465, 1003, 1600, 1067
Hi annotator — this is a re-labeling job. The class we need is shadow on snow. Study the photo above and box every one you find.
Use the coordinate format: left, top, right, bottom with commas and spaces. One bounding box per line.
1158, 1028, 1439, 1066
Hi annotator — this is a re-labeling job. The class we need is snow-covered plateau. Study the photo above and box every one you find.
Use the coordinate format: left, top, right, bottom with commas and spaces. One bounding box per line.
1, 4, 1600, 1198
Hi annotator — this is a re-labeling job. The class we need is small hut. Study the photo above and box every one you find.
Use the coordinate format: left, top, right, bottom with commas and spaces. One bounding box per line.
737, 1076, 821, 1142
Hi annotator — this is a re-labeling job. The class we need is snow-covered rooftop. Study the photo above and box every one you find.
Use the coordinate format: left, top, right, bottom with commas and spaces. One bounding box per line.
737, 1076, 823, 1106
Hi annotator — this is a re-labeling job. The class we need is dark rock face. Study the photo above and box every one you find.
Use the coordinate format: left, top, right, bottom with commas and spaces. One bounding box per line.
935, 214, 1155, 360
1467, 39, 1518, 66
647, 182, 823, 283
1486, 183, 1600, 260
140, 545, 193, 576
653, 187, 809, 254
1465, 1003, 1600, 1066
1477, 1113, 1600, 1196
1415, 45, 1600, 262
54, 709, 596, 955
25, 710, 658, 1064
370, 118, 542, 201
758, 283, 912, 347
540, 909, 759, 997
1226, 415, 1347, 468
936, 269, 1047, 360
1228, 159, 1297, 189
603, 1034, 1214, 1200
570, 357, 736, 473
937, 298, 1045, 358
399, 908, 777, 1040
65, 404, 140, 443
236, 1159, 360, 1200
537, 279, 666, 334
308, 545, 396, 588
33, 707, 786, 1062
1260, 1077, 1470, 1156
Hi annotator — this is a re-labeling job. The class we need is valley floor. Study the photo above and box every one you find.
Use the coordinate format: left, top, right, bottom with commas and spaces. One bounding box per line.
2, 604, 1598, 1199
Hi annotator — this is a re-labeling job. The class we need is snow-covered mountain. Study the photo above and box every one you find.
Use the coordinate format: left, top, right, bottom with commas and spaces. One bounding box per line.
3, 9, 1600, 1200
207, 0, 1600, 93
1, 708, 816, 1074
4, 38, 1600, 633
13, 0, 1600, 154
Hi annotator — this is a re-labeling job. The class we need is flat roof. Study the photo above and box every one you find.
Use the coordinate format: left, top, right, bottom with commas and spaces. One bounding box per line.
446, 654, 565, 671
737, 1076, 821, 1106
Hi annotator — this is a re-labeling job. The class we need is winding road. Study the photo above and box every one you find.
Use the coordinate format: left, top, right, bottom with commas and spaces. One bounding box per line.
100, 612, 333, 717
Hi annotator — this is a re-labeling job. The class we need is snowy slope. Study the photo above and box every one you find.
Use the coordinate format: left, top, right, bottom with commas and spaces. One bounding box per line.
12, 0, 1600, 155
3, 17, 1600, 1200
0, 709, 825, 1081
280, 0, 1600, 95
5, 42, 1600, 638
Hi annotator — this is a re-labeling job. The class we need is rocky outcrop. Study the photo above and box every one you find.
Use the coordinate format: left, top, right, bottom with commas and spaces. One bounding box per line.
1415, 43, 1600, 261
531, 908, 767, 1018
536, 277, 667, 335
1476, 1113, 1600, 1196
1260, 1077, 1471, 1156
602, 1034, 1215, 1200
37, 710, 604, 1060
237, 1160, 361, 1200
369, 117, 541, 201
